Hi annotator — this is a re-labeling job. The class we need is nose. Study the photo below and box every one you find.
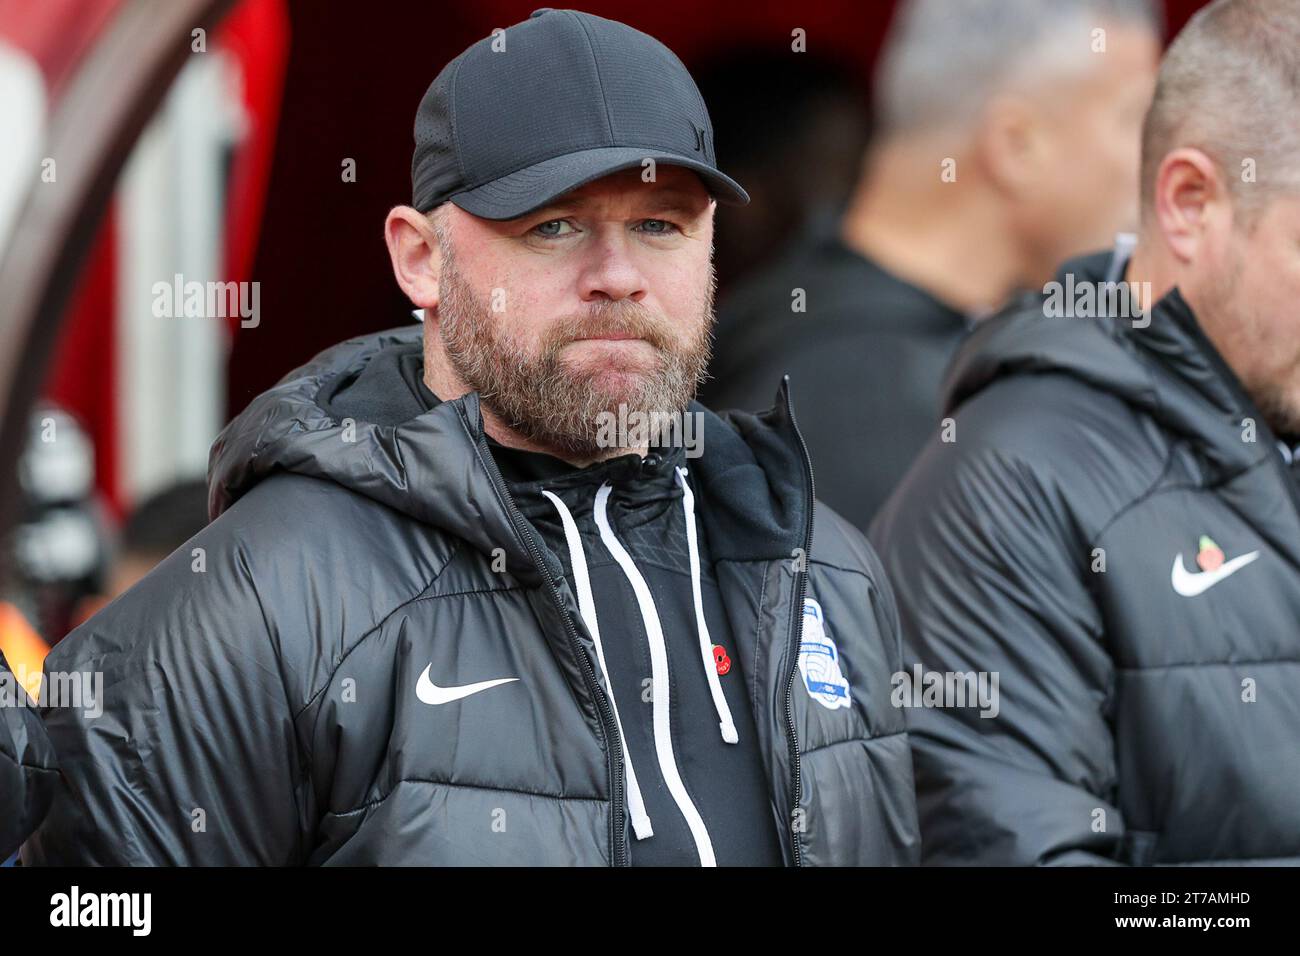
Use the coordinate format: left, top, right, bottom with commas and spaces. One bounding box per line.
576, 229, 647, 304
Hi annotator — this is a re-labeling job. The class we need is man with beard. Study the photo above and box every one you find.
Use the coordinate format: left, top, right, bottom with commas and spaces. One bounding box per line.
24, 9, 918, 866
872, 0, 1300, 864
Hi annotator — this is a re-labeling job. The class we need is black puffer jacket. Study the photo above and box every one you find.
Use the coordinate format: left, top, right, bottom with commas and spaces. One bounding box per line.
24, 325, 919, 866
872, 250, 1300, 865
1, 649, 56, 858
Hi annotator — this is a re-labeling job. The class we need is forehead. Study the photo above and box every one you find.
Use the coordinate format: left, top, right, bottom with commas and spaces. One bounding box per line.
445, 165, 714, 241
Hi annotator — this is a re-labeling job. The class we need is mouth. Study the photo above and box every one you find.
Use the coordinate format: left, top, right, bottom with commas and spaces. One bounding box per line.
561, 337, 660, 376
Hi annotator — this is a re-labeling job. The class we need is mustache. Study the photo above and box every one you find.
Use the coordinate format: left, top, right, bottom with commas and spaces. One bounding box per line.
543, 301, 678, 353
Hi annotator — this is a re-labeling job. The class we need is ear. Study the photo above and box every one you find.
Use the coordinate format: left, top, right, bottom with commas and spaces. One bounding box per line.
1149, 147, 1230, 264
384, 206, 442, 309
976, 93, 1041, 197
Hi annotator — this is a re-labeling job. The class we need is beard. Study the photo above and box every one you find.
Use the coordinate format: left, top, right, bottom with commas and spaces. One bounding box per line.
435, 252, 715, 460
1251, 376, 1300, 440
1200, 249, 1300, 438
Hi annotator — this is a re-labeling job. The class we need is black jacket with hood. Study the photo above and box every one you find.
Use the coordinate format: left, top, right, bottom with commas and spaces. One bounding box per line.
871, 249, 1300, 865
24, 324, 919, 866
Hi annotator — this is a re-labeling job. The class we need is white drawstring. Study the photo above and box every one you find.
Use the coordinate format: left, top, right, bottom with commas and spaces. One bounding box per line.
593, 482, 717, 867
541, 475, 729, 867
541, 489, 654, 841
676, 467, 739, 744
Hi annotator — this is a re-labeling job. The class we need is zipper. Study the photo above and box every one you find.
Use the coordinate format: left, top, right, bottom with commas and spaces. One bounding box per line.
781, 378, 815, 867
458, 406, 629, 866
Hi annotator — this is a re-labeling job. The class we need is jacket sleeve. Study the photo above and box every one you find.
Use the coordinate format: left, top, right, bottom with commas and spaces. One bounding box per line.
1, 650, 58, 859
21, 536, 313, 866
871, 446, 1128, 865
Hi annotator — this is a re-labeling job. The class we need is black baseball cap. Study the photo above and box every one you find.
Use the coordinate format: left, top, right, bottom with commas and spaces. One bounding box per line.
411, 8, 749, 219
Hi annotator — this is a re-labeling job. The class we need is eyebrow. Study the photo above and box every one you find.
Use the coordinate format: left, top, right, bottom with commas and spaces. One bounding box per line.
529, 189, 707, 219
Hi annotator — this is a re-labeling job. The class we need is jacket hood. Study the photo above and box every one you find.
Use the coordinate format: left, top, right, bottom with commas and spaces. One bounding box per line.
943, 248, 1276, 482
208, 324, 810, 583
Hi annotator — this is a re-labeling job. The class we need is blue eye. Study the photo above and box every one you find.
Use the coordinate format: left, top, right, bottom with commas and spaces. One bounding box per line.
534, 219, 573, 237
639, 219, 675, 234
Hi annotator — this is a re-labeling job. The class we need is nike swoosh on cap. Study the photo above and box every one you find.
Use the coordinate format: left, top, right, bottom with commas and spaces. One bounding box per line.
1170, 550, 1260, 597
415, 664, 518, 705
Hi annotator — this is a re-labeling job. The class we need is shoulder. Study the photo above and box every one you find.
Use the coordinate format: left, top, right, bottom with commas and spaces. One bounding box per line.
808, 499, 903, 665
961, 372, 1164, 469
812, 501, 891, 589
935, 373, 1167, 532
871, 373, 1173, 585
51, 472, 462, 712
220, 471, 456, 583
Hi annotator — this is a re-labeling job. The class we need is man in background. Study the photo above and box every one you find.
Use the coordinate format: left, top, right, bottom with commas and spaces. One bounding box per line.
704, 0, 1162, 531
873, 0, 1300, 864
